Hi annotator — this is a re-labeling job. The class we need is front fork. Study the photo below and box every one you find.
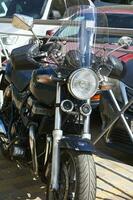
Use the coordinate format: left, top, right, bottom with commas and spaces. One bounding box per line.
82, 100, 92, 140
51, 81, 62, 190
50, 81, 92, 190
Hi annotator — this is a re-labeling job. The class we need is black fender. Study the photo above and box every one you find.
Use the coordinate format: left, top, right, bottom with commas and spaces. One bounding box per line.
59, 135, 95, 153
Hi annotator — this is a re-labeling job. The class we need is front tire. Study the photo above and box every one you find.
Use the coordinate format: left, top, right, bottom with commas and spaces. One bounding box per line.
47, 150, 96, 200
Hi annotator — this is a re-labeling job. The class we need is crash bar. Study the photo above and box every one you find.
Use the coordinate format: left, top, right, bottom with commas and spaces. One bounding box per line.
93, 94, 133, 145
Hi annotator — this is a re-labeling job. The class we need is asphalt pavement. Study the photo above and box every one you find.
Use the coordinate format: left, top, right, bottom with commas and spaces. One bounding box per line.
0, 113, 132, 200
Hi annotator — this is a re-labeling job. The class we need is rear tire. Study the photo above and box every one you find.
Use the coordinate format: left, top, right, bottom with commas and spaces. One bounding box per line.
46, 150, 96, 200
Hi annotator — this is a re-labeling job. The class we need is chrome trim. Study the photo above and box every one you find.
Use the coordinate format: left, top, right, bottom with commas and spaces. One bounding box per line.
51, 129, 63, 190
60, 99, 74, 113
44, 136, 52, 166
67, 68, 99, 100
82, 100, 91, 140
29, 125, 38, 177
120, 82, 128, 105
108, 90, 133, 143
51, 79, 63, 190
80, 103, 92, 116
55, 82, 61, 130
93, 90, 133, 145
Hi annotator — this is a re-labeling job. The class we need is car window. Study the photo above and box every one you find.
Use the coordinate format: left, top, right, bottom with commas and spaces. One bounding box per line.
48, 0, 65, 19
106, 13, 133, 44
107, 14, 133, 29
48, 0, 89, 19
0, 0, 46, 18
102, 0, 131, 4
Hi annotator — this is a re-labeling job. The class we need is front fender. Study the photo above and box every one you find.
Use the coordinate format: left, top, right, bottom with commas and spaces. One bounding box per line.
59, 135, 95, 153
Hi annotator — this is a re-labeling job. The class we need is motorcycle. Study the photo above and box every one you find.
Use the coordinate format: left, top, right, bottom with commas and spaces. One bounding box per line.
0, 3, 126, 200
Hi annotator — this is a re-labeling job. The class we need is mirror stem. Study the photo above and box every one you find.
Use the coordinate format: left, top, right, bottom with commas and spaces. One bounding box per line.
107, 44, 126, 56
30, 29, 40, 44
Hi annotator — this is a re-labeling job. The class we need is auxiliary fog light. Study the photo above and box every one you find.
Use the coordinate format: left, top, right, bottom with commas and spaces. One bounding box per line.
80, 103, 92, 116
61, 99, 74, 113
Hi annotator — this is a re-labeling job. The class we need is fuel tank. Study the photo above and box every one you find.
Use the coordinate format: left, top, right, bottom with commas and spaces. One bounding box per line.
30, 67, 56, 106
5, 63, 33, 91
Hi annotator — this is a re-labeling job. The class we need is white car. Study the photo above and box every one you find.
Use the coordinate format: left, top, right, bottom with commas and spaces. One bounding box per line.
0, 0, 116, 56
0, 0, 83, 55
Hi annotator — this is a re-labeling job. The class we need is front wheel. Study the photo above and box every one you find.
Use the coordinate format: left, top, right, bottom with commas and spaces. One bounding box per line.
47, 150, 96, 200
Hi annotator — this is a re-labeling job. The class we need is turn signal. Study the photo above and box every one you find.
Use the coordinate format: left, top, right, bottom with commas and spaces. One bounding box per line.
91, 94, 101, 101
100, 84, 112, 90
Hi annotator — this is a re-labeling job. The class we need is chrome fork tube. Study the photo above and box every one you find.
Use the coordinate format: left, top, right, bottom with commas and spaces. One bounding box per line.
51, 81, 63, 191
82, 100, 92, 140
29, 125, 38, 177
44, 136, 52, 166
82, 115, 91, 140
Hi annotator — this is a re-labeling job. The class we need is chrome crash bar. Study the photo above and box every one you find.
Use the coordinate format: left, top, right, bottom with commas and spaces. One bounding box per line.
93, 89, 133, 145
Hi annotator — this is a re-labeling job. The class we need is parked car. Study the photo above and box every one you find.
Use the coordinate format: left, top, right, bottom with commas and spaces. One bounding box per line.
99, 6, 133, 154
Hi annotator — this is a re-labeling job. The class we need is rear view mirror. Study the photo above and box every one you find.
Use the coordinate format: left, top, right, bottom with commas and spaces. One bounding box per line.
12, 14, 33, 31
118, 36, 132, 49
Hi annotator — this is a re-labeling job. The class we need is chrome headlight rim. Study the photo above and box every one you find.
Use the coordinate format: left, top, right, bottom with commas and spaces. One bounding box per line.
68, 68, 99, 100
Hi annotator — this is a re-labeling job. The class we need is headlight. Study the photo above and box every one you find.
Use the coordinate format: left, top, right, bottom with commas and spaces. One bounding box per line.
1, 35, 18, 45
68, 68, 99, 100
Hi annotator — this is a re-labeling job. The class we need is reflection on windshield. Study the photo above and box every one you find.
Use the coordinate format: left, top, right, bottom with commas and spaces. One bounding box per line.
55, 12, 133, 45
55, 12, 108, 42
0, 0, 45, 18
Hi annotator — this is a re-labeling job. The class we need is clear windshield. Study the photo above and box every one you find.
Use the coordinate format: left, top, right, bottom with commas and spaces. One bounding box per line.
49, 1, 109, 71
0, 0, 45, 18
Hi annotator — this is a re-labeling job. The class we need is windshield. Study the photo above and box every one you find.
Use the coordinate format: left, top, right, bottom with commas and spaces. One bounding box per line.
0, 0, 45, 18
55, 11, 133, 45
49, 2, 109, 70
55, 11, 108, 41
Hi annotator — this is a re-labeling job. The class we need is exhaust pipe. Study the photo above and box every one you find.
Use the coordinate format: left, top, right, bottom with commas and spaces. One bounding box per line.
29, 125, 38, 177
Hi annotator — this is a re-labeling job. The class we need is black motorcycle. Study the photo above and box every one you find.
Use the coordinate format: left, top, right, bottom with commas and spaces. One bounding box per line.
0, 4, 125, 200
